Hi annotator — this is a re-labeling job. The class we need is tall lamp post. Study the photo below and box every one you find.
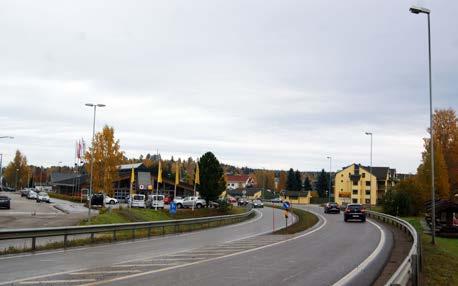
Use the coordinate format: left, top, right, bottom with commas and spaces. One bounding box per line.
326, 156, 332, 202
0, 136, 14, 187
15, 168, 19, 190
85, 103, 106, 223
365, 132, 373, 205
409, 5, 436, 245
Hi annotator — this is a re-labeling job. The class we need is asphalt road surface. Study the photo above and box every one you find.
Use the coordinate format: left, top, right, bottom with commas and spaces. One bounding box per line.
0, 205, 392, 286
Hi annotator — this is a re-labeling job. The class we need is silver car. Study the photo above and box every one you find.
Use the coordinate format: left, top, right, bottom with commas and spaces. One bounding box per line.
182, 196, 206, 209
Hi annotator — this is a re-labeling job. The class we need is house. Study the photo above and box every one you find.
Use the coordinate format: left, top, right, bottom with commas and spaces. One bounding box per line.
334, 164, 397, 206
225, 174, 255, 190
221, 188, 262, 200
281, 191, 311, 205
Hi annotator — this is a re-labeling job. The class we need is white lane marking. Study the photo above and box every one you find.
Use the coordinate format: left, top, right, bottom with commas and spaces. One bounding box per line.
112, 264, 181, 267
69, 271, 140, 275
332, 219, 386, 286
0, 209, 263, 261
80, 209, 327, 286
19, 279, 96, 284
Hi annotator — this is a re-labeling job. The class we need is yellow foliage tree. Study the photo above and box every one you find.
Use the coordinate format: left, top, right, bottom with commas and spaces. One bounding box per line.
276, 171, 287, 192
3, 150, 30, 189
417, 142, 450, 200
84, 125, 125, 196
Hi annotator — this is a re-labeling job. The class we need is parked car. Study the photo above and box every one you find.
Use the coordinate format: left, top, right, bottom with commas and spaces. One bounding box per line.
131, 194, 146, 208
173, 197, 184, 208
324, 202, 340, 214
344, 204, 366, 222
20, 189, 30, 197
227, 197, 237, 204
237, 198, 249, 206
36, 192, 51, 203
90, 193, 105, 207
163, 196, 172, 204
182, 196, 206, 209
252, 199, 264, 208
271, 197, 282, 203
104, 195, 118, 205
27, 190, 37, 200
147, 195, 165, 209
0, 195, 11, 209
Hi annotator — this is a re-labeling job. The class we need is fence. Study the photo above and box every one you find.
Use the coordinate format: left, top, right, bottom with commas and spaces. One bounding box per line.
0, 208, 254, 252
367, 211, 421, 286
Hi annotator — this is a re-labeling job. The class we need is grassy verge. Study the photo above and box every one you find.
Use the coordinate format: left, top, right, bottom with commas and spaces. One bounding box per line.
1, 206, 253, 256
266, 204, 318, 235
403, 217, 458, 285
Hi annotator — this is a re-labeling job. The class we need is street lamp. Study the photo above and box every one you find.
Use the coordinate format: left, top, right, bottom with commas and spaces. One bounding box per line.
409, 5, 436, 245
15, 168, 19, 190
0, 136, 14, 139
85, 103, 106, 223
365, 132, 373, 205
326, 156, 332, 202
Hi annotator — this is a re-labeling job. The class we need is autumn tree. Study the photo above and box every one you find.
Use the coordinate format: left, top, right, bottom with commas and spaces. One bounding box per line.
4, 150, 31, 189
276, 171, 287, 192
254, 170, 275, 190
84, 125, 125, 196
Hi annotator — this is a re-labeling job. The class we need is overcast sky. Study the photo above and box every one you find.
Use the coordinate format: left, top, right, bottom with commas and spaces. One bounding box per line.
0, 0, 457, 173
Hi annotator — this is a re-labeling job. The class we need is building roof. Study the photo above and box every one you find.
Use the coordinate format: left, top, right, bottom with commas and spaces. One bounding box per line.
51, 174, 88, 186
50, 172, 81, 184
226, 174, 251, 183
226, 188, 261, 197
338, 164, 396, 181
118, 163, 143, 170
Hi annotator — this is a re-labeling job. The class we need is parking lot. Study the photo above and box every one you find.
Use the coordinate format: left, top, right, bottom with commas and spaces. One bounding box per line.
0, 191, 95, 229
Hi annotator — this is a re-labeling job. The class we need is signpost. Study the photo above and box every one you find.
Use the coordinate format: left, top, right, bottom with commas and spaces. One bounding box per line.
169, 201, 177, 215
283, 201, 290, 230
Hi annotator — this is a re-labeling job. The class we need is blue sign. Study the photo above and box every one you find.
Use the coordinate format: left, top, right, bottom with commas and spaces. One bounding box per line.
169, 202, 177, 214
283, 201, 291, 210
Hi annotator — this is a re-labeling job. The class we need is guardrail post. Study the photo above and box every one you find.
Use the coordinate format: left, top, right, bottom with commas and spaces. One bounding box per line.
147, 227, 151, 238
90, 233, 94, 243
64, 234, 68, 248
162, 225, 165, 235
411, 254, 418, 286
32, 237, 36, 251
132, 229, 135, 239
113, 230, 117, 241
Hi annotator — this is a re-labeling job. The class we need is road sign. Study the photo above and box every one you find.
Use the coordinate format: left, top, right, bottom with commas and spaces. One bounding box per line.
139, 184, 145, 190
169, 202, 177, 215
283, 201, 291, 210
284, 210, 289, 219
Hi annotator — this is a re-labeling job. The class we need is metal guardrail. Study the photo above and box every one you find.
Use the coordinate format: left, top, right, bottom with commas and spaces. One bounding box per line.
367, 211, 421, 286
0, 208, 255, 251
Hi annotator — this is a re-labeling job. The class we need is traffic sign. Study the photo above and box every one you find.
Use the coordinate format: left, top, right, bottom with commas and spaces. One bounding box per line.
169, 202, 177, 215
283, 201, 291, 210
139, 184, 145, 190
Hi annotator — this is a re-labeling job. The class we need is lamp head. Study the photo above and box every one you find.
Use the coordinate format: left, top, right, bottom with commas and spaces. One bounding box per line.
85, 103, 94, 107
410, 6, 430, 14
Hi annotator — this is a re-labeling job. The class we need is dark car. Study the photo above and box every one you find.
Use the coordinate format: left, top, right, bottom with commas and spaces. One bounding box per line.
344, 204, 366, 222
90, 193, 105, 207
237, 198, 249, 206
0, 196, 11, 209
21, 189, 30, 197
324, 202, 340, 214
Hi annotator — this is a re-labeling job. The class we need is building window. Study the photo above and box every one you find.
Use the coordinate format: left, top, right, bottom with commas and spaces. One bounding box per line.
341, 174, 343, 177
341, 189, 343, 192
353, 180, 358, 186
365, 199, 371, 204
365, 190, 370, 195
353, 189, 358, 195
366, 181, 370, 186
341, 180, 343, 183
362, 173, 365, 178
352, 199, 358, 203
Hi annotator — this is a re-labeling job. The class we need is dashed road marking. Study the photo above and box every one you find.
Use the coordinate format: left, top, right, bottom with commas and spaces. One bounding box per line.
19, 279, 96, 284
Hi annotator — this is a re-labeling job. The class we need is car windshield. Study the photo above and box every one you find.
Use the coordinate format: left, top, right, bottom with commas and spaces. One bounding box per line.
348, 205, 362, 211
133, 195, 144, 200
39, 192, 48, 196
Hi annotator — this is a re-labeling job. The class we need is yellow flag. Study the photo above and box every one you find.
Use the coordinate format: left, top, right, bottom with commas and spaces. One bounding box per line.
158, 160, 163, 183
130, 167, 135, 184
195, 163, 200, 185
175, 162, 180, 185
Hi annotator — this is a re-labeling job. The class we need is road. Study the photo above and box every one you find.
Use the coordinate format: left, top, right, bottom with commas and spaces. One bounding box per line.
0, 205, 392, 286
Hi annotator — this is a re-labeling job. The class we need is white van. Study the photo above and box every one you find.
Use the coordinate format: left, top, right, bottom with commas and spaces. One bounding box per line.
131, 194, 146, 208
147, 195, 165, 209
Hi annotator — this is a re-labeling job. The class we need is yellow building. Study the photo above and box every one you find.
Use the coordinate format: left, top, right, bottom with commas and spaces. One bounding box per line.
281, 191, 311, 205
334, 164, 396, 206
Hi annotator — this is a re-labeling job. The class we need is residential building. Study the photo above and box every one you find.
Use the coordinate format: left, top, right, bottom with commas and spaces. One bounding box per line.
281, 190, 312, 205
225, 174, 255, 190
334, 164, 396, 206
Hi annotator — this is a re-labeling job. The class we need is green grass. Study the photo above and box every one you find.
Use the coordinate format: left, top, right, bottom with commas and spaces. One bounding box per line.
403, 217, 458, 286
80, 206, 246, 225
